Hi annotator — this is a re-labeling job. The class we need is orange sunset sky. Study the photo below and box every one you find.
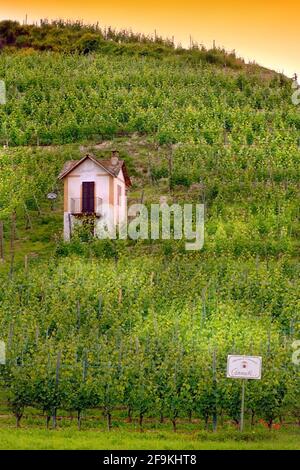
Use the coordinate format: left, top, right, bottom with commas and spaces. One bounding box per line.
1, 0, 299, 77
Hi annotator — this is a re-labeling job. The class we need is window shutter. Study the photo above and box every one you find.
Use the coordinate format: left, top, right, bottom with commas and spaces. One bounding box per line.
82, 182, 95, 213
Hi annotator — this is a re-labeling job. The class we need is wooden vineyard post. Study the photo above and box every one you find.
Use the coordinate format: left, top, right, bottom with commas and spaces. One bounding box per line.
147, 153, 153, 184
0, 221, 4, 262
201, 287, 207, 328
23, 202, 32, 229
140, 189, 144, 204
9, 211, 16, 279
168, 147, 173, 192
77, 353, 88, 430
212, 349, 217, 432
53, 350, 61, 429
33, 195, 41, 216
77, 300, 81, 330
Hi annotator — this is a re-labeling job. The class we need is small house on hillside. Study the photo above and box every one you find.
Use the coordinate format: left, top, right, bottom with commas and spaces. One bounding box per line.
58, 151, 131, 240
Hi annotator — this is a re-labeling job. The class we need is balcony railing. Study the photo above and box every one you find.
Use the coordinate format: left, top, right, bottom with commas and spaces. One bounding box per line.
70, 198, 80, 214
70, 197, 103, 216
95, 197, 103, 216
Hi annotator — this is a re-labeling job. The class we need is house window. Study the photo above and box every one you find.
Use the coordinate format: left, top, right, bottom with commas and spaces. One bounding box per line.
82, 182, 95, 213
117, 185, 122, 206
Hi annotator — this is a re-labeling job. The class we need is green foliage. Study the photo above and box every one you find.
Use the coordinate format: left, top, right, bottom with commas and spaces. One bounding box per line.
0, 255, 298, 429
0, 20, 245, 71
91, 239, 118, 259
0, 28, 299, 432
74, 34, 104, 54
170, 172, 191, 189
0, 48, 292, 147
151, 166, 169, 181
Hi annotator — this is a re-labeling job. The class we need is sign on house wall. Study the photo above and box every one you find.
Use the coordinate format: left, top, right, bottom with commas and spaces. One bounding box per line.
226, 355, 262, 380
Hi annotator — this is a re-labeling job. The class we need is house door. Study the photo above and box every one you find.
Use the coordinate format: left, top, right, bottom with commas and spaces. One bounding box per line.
82, 182, 95, 213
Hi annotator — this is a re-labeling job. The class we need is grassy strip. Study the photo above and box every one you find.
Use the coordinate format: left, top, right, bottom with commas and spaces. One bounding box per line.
0, 426, 298, 450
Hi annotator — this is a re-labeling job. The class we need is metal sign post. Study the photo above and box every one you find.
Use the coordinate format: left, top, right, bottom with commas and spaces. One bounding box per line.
240, 379, 246, 432
47, 192, 57, 211
227, 355, 262, 432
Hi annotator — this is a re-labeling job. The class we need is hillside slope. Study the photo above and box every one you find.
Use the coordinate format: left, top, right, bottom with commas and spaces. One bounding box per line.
0, 44, 299, 432
0, 48, 299, 264
0, 48, 294, 147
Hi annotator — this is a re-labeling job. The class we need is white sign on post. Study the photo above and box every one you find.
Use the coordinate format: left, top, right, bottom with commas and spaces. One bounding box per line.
227, 355, 262, 380
47, 193, 57, 200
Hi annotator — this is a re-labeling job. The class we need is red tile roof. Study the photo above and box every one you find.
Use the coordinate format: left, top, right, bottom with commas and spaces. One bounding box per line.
58, 154, 131, 187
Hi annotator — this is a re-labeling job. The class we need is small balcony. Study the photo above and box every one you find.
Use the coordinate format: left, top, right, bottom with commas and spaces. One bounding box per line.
70, 197, 103, 216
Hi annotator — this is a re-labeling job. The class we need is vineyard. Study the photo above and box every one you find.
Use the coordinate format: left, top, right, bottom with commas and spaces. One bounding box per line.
0, 254, 299, 432
0, 31, 299, 447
